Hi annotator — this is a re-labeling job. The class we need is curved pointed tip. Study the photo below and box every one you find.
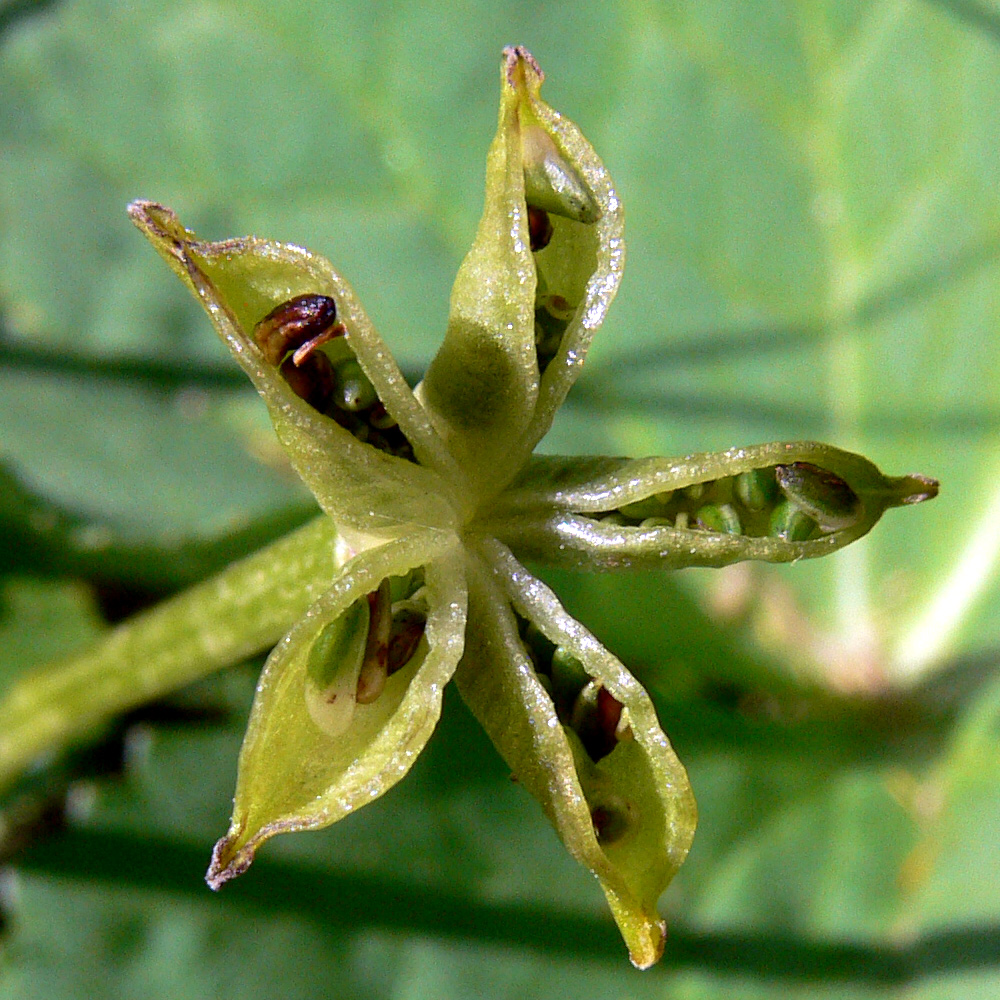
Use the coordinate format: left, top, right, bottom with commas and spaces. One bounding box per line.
502, 45, 543, 89
205, 831, 256, 891
127, 199, 178, 233
891, 473, 940, 506
626, 916, 667, 970
126, 200, 194, 261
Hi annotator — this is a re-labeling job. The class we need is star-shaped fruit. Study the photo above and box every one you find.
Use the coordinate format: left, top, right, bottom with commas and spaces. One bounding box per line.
1, 46, 937, 969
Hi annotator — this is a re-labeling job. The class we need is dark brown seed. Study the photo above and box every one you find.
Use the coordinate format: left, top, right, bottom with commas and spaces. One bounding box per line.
279, 353, 333, 411
368, 402, 398, 430
253, 294, 345, 365
591, 803, 630, 845
356, 581, 392, 704
387, 609, 426, 675
527, 205, 553, 251
596, 686, 624, 751
572, 682, 626, 762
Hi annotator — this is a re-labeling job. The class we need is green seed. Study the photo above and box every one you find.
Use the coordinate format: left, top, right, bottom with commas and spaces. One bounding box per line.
695, 503, 742, 534
639, 516, 673, 528
523, 621, 557, 666
570, 679, 600, 735
389, 568, 423, 604
333, 360, 378, 412
536, 671, 554, 697
620, 495, 666, 519
599, 512, 627, 526
303, 597, 371, 736
534, 269, 549, 303
570, 680, 619, 762
769, 500, 816, 542
550, 647, 589, 706
735, 468, 779, 511
534, 306, 567, 367
776, 462, 862, 531
522, 124, 600, 224
369, 403, 398, 430
683, 483, 705, 500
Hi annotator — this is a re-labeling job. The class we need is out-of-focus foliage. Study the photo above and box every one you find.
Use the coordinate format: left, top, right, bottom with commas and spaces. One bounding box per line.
1, 0, 997, 996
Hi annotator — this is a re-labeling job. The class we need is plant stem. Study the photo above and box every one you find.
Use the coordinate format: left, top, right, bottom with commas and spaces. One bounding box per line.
0, 515, 341, 791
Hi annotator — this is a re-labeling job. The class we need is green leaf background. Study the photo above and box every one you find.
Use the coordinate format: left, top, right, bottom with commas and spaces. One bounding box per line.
2, 0, 998, 995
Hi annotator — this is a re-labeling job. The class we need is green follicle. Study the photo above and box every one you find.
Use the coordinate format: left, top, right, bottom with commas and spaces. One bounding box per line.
776, 462, 862, 531
5, 48, 939, 971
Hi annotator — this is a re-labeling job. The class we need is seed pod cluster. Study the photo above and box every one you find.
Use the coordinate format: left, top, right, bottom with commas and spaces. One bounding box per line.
522, 124, 600, 373
518, 616, 635, 845
304, 569, 428, 736
253, 294, 415, 462
593, 462, 863, 542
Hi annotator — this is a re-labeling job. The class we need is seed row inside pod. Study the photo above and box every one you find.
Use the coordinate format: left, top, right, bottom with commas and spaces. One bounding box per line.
592, 462, 864, 542
303, 569, 428, 736
521, 122, 601, 373
252, 294, 416, 462
517, 615, 636, 845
